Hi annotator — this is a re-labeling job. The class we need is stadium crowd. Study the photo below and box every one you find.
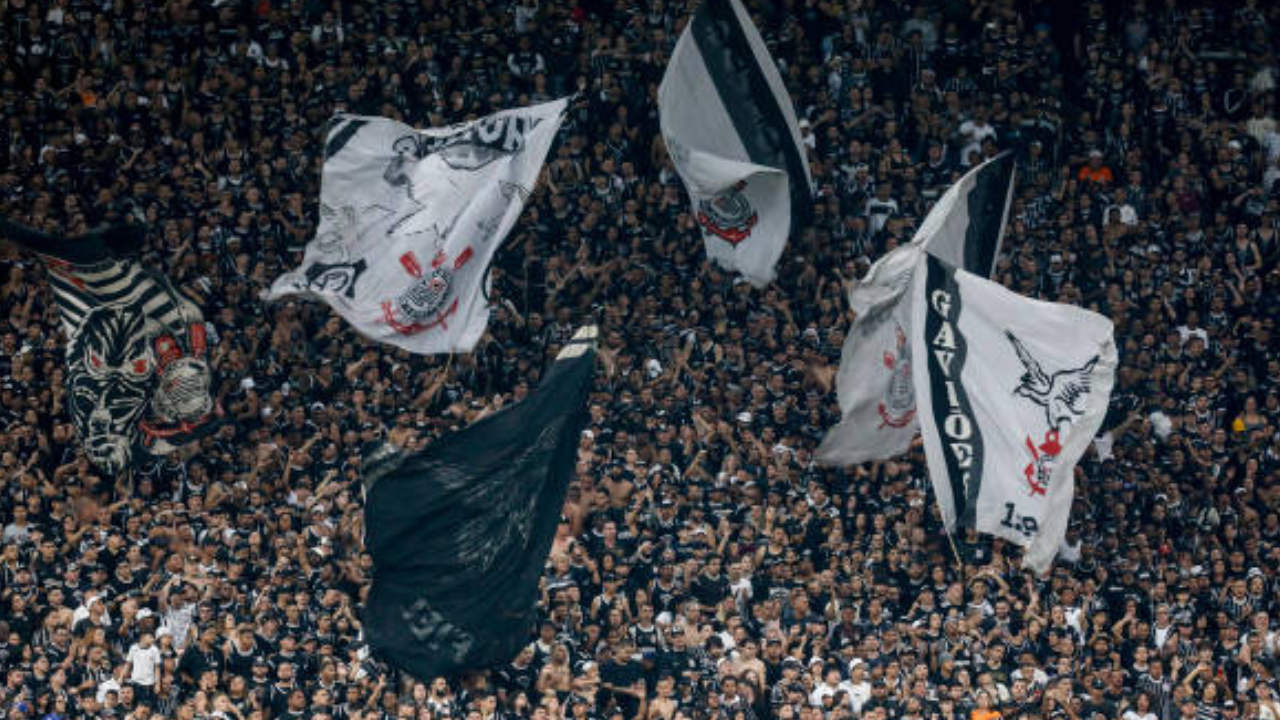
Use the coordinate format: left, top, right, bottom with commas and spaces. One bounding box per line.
3, 0, 1280, 720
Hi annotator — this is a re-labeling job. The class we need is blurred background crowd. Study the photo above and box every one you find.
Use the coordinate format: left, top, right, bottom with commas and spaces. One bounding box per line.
2, 1, 1280, 720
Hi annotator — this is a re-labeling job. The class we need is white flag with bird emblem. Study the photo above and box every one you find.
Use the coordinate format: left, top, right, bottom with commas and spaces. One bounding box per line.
910, 253, 1116, 574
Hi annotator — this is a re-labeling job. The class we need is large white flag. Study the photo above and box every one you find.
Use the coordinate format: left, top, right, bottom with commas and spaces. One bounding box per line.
816, 153, 1015, 466
266, 99, 567, 354
910, 253, 1116, 574
659, 0, 811, 288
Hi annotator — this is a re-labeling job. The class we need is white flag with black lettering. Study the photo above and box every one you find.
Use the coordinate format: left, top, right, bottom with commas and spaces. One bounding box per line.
910, 253, 1116, 574
659, 0, 812, 287
265, 99, 567, 354
816, 153, 1015, 466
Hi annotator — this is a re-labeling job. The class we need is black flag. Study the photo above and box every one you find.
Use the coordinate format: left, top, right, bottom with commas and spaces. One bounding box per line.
361, 326, 598, 680
1, 218, 220, 475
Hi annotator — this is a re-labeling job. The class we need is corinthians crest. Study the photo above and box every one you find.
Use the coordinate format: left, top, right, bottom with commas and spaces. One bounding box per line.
381, 248, 473, 335
877, 323, 915, 428
1005, 330, 1099, 496
1022, 430, 1061, 496
697, 181, 758, 246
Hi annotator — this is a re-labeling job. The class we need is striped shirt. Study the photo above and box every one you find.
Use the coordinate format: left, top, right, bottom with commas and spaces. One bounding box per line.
1136, 673, 1173, 719
1220, 595, 1253, 623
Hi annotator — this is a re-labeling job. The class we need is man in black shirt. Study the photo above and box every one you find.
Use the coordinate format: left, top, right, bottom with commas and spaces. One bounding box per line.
598, 641, 644, 719
496, 646, 538, 703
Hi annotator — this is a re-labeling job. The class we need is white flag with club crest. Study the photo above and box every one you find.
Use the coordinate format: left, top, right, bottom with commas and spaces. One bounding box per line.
659, 0, 812, 287
266, 99, 567, 354
817, 153, 1016, 466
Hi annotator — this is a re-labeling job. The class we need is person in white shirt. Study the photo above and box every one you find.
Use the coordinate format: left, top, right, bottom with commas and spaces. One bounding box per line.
1247, 610, 1279, 660
1104, 187, 1140, 226
809, 665, 845, 707
1265, 155, 1280, 193
96, 676, 122, 704
1, 505, 31, 544
1152, 605, 1176, 650
1176, 320, 1209, 348
1256, 682, 1280, 720
125, 632, 163, 698
863, 184, 899, 234
844, 659, 872, 713
958, 109, 997, 167
798, 118, 818, 157
511, 0, 539, 34
1246, 104, 1277, 147
1011, 654, 1049, 691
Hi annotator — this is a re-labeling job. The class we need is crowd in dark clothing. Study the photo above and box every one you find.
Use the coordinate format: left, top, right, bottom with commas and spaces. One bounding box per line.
2, 1, 1280, 720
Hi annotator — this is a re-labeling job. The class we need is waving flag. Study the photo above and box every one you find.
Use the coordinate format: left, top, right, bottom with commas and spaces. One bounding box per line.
910, 254, 1116, 574
659, 0, 812, 287
817, 153, 1015, 466
267, 99, 567, 354
1, 219, 219, 475
362, 326, 597, 680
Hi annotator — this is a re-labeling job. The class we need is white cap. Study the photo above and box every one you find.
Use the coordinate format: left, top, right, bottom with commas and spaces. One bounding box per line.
645, 359, 663, 379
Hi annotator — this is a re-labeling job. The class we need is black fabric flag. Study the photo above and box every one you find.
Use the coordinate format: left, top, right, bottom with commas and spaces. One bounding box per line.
1, 219, 220, 475
361, 326, 598, 681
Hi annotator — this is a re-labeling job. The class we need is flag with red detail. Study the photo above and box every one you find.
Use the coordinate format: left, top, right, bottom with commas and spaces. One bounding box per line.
0, 219, 221, 476
265, 99, 568, 355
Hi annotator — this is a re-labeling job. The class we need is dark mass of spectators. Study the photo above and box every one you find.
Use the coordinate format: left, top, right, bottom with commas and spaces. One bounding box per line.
3, 1, 1280, 720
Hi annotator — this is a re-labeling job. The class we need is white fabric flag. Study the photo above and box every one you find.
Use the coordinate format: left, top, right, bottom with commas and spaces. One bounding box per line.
816, 153, 1015, 466
659, 0, 812, 287
815, 242, 921, 465
910, 253, 1117, 574
265, 99, 567, 354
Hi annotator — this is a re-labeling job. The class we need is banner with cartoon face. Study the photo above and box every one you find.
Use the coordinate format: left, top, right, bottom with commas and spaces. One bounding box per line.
265, 99, 567, 355
1, 220, 219, 476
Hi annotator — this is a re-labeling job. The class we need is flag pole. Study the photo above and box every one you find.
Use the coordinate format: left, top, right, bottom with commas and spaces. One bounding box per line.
946, 530, 966, 586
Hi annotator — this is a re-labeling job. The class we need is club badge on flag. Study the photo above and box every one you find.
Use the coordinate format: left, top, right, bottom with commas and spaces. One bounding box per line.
816, 242, 921, 465
266, 99, 568, 354
910, 253, 1116, 574
1, 220, 220, 475
659, 0, 812, 287
817, 153, 1016, 466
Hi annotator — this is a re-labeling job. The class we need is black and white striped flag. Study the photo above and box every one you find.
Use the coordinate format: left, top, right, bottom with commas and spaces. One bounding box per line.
1, 219, 219, 475
659, 0, 812, 287
817, 153, 1016, 466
